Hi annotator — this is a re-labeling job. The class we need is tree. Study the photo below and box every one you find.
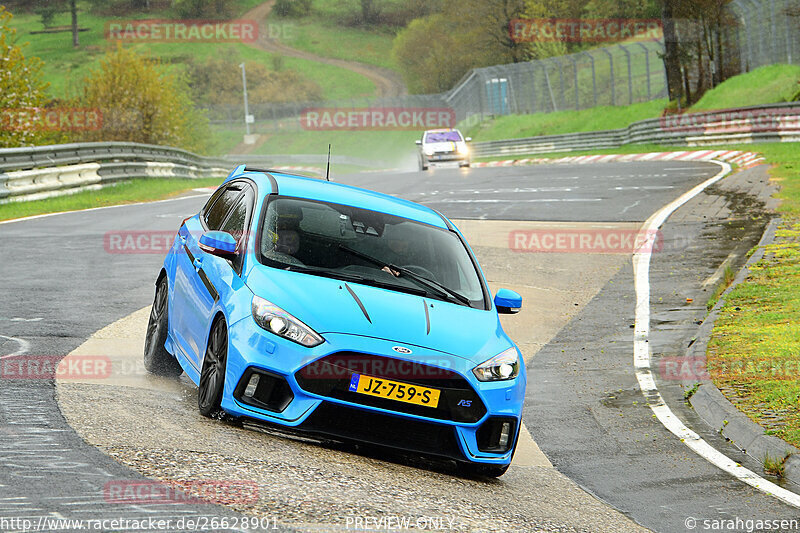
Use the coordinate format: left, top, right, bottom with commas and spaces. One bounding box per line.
661, 0, 684, 104
0, 6, 50, 147
70, 0, 79, 48
74, 45, 210, 153
392, 15, 493, 93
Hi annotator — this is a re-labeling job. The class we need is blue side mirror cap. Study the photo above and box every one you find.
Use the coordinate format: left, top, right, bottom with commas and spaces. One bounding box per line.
494, 288, 522, 314
199, 230, 237, 256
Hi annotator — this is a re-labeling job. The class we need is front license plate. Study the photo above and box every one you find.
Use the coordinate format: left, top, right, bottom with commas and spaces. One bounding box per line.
349, 374, 440, 408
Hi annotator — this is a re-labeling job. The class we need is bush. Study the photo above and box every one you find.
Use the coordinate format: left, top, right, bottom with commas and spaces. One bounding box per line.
0, 6, 51, 147
74, 44, 210, 153
273, 0, 312, 18
173, 0, 235, 18
186, 57, 323, 107
392, 14, 485, 93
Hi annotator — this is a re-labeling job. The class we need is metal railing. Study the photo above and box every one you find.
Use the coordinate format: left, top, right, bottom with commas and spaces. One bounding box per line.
470, 102, 800, 158
0, 142, 230, 203
2, 103, 798, 203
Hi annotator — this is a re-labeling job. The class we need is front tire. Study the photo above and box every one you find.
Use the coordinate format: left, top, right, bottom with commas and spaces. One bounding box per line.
198, 317, 228, 418
143, 276, 183, 378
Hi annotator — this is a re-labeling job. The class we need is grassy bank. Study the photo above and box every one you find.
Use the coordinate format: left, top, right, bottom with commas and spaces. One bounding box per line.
0, 178, 222, 221
470, 64, 799, 143
212, 125, 420, 166
465, 100, 667, 141
706, 142, 800, 451
7, 4, 375, 101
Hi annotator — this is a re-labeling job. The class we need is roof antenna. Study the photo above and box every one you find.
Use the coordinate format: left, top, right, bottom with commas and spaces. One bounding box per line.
325, 144, 331, 182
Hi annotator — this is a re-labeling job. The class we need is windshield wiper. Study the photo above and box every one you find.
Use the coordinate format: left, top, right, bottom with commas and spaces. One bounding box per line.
337, 244, 472, 307
286, 263, 429, 298
284, 265, 367, 283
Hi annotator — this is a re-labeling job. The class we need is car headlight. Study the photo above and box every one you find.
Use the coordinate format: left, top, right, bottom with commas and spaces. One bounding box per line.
251, 295, 324, 347
423, 147, 435, 156
472, 348, 520, 381
457, 143, 469, 155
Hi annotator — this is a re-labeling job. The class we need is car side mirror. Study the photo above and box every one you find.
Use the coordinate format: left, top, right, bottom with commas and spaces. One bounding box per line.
465, 137, 472, 142
494, 288, 522, 314
199, 230, 237, 257
415, 140, 422, 145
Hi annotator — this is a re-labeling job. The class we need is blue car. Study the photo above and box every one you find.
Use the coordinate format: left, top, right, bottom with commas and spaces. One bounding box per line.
144, 165, 525, 476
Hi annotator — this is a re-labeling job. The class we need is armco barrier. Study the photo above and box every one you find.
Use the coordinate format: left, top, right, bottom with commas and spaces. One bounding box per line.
0, 142, 230, 203
470, 102, 800, 158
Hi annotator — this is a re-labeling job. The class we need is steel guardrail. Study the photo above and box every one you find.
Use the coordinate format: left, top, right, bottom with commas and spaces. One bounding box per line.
470, 102, 800, 158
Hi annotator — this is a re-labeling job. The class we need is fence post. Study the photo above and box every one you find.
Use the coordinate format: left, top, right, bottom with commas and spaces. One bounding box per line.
568, 55, 579, 110
601, 48, 615, 106
619, 44, 633, 105
635, 42, 652, 101
543, 62, 558, 112
585, 52, 598, 107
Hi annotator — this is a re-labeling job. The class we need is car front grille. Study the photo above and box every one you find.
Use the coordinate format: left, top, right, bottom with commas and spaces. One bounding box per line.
299, 401, 464, 461
294, 352, 486, 423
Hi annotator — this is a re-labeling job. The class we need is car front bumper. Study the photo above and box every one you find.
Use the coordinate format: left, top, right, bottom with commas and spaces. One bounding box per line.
219, 315, 525, 465
422, 152, 470, 165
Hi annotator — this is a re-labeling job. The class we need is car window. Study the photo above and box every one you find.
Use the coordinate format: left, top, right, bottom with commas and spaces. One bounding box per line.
204, 186, 241, 230
219, 188, 254, 246
259, 196, 485, 306
425, 131, 462, 143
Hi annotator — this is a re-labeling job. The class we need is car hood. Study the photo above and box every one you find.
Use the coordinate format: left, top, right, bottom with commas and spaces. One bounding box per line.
245, 266, 505, 364
424, 141, 464, 153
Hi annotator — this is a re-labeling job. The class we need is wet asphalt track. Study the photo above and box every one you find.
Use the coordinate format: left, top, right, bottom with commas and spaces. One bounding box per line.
1, 161, 797, 532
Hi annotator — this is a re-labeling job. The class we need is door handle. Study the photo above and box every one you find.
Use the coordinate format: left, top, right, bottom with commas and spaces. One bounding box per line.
193, 258, 203, 271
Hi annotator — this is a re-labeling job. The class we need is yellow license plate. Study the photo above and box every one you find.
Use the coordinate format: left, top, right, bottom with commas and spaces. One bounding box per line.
349, 374, 440, 408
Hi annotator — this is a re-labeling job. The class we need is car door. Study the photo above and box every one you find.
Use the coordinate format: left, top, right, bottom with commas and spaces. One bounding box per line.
171, 184, 243, 369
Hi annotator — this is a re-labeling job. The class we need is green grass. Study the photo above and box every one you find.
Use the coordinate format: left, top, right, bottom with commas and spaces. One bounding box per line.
7, 3, 376, 101
213, 124, 420, 165
703, 142, 800, 450
270, 14, 397, 71
467, 100, 667, 141
692, 64, 800, 111
0, 178, 222, 221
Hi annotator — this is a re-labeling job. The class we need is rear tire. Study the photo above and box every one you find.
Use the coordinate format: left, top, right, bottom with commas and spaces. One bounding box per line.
198, 317, 228, 418
143, 276, 183, 378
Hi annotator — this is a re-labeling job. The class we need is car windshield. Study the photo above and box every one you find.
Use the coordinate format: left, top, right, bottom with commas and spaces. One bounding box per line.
258, 196, 484, 307
425, 131, 462, 143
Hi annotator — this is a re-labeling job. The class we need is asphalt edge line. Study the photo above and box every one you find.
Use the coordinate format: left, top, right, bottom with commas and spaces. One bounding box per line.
687, 217, 800, 487
632, 161, 800, 508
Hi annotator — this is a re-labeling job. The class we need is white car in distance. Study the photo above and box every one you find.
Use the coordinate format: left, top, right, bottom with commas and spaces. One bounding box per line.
415, 129, 472, 171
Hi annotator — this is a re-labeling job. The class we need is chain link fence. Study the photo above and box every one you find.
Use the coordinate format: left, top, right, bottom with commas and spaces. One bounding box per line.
208, 1, 799, 133
730, 0, 800, 70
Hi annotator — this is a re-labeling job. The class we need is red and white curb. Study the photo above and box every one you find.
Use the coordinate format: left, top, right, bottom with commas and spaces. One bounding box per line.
474, 150, 766, 170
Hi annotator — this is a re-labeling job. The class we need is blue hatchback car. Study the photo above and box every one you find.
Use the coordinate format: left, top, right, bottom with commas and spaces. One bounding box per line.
144, 165, 525, 476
